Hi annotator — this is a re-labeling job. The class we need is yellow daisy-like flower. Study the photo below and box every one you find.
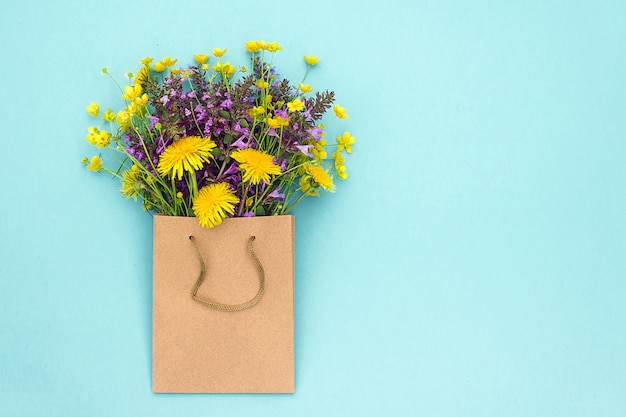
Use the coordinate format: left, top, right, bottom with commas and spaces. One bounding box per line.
305, 163, 335, 191
153, 61, 166, 72
266, 115, 289, 129
304, 55, 320, 66
312, 139, 327, 162
161, 57, 178, 67
194, 54, 209, 64
245, 40, 261, 53
102, 108, 115, 122
299, 83, 312, 93
193, 182, 240, 229
337, 131, 356, 153
287, 99, 304, 112
333, 103, 349, 119
140, 56, 153, 65
212, 47, 227, 57
86, 102, 100, 117
120, 164, 143, 201
87, 156, 103, 172
231, 148, 282, 185
157, 136, 216, 180
134, 93, 149, 107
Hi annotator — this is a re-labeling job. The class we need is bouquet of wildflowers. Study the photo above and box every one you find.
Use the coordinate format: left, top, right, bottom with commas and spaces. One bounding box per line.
83, 40, 355, 228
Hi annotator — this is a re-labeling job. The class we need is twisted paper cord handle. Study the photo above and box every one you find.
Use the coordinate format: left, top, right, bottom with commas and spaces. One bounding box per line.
188, 235, 265, 312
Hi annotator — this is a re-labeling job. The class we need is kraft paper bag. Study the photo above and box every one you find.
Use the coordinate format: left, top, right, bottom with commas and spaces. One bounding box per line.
152, 214, 295, 393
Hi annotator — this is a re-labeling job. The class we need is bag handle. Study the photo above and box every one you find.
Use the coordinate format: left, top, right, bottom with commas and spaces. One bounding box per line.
188, 235, 265, 312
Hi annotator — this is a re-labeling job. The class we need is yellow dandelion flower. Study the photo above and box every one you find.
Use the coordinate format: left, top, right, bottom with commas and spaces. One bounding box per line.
245, 40, 261, 53
305, 163, 335, 191
299, 83, 312, 93
193, 182, 240, 229
333, 103, 349, 119
102, 108, 115, 122
134, 65, 150, 86
157, 136, 216, 180
231, 148, 282, 185
337, 131, 356, 153
120, 164, 143, 201
194, 54, 209, 64
212, 47, 227, 57
87, 156, 103, 172
86, 102, 100, 117
287, 99, 304, 112
299, 175, 319, 196
304, 55, 320, 66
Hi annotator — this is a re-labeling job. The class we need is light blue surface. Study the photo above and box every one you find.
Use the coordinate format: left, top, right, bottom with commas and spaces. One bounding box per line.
1, 0, 626, 415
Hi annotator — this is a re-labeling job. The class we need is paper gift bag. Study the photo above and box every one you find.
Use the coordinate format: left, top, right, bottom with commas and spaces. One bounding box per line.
152, 214, 295, 393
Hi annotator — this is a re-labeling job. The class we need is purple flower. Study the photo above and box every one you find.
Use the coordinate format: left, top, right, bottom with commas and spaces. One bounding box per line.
147, 115, 160, 130
242, 211, 255, 217
307, 127, 324, 141
269, 187, 285, 200
296, 144, 313, 156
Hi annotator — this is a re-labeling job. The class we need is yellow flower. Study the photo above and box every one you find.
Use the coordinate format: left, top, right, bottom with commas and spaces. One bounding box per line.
305, 163, 334, 191
212, 61, 235, 78
86, 102, 100, 117
299, 83, 312, 93
81, 157, 89, 164
134, 93, 149, 107
193, 182, 240, 229
162, 57, 178, 67
102, 108, 115, 122
120, 164, 143, 201
266, 115, 289, 129
116, 110, 131, 130
212, 47, 227, 57
87, 156, 103, 172
287, 99, 304, 112
333, 151, 348, 180
311, 139, 327, 162
264, 42, 282, 52
231, 148, 282, 185
194, 54, 209, 64
153, 61, 166, 72
337, 131, 356, 153
245, 40, 261, 53
176, 191, 183, 199
304, 55, 320, 66
157, 136, 217, 180
134, 65, 150, 86
122, 84, 142, 101
86, 127, 111, 148
255, 79, 269, 89
247, 106, 266, 119
333, 103, 349, 119
140, 56, 153, 65
170, 68, 181, 75
298, 175, 319, 196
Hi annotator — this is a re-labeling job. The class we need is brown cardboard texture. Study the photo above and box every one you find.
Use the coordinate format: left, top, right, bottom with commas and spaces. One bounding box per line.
152, 215, 295, 393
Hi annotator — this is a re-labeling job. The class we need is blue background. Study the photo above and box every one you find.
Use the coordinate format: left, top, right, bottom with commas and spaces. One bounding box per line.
1, 0, 626, 415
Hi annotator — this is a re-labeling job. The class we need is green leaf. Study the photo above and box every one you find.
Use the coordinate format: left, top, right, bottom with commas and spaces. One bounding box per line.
224, 134, 234, 144
254, 206, 266, 216
219, 110, 231, 120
